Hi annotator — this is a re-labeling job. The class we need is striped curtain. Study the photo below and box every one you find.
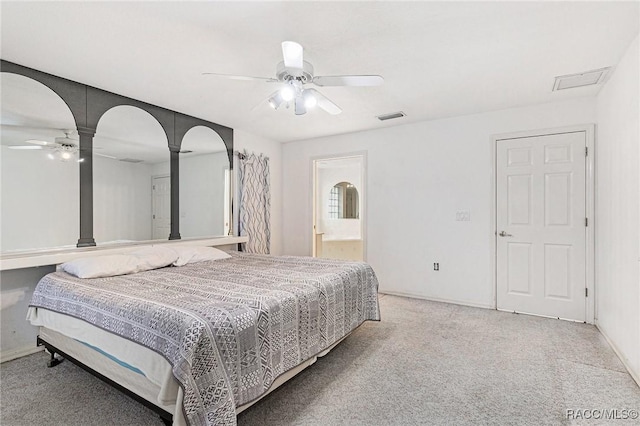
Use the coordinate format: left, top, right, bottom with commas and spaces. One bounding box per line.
238, 152, 271, 254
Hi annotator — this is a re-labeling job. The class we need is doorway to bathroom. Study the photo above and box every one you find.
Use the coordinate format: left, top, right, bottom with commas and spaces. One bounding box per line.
312, 154, 366, 261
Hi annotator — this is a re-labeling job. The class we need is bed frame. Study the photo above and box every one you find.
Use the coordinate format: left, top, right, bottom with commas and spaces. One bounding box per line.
37, 328, 352, 425
37, 335, 174, 425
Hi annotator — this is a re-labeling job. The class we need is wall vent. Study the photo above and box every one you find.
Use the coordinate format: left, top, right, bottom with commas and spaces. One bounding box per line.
553, 67, 610, 91
377, 111, 406, 121
119, 158, 144, 163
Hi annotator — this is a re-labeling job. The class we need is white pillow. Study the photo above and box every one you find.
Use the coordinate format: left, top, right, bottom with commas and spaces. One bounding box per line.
60, 254, 140, 279
130, 246, 179, 270
171, 246, 231, 267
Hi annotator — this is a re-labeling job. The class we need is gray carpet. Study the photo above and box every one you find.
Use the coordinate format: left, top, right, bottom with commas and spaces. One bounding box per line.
1, 294, 639, 425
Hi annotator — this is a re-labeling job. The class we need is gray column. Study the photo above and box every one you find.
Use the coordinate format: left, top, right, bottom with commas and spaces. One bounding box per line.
76, 127, 96, 247
169, 149, 181, 240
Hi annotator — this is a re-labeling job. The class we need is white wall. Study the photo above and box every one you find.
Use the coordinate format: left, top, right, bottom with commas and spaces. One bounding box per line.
0, 265, 55, 360
282, 98, 596, 307
0, 147, 79, 251
595, 35, 639, 384
93, 156, 154, 243
234, 129, 282, 255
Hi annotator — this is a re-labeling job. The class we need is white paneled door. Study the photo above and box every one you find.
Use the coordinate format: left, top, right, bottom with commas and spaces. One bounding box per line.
152, 175, 171, 240
496, 131, 587, 321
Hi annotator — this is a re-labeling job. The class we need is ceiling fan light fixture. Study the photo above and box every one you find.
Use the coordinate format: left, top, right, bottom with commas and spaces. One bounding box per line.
303, 90, 317, 108
268, 92, 285, 109
280, 85, 295, 102
49, 143, 79, 162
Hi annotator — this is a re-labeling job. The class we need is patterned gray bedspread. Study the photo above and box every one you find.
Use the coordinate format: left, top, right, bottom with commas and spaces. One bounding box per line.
30, 252, 380, 425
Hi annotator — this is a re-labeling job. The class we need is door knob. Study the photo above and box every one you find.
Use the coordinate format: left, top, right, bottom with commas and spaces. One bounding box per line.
498, 231, 513, 237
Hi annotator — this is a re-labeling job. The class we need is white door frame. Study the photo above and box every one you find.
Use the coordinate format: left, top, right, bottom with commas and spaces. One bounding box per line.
489, 124, 595, 323
310, 151, 368, 261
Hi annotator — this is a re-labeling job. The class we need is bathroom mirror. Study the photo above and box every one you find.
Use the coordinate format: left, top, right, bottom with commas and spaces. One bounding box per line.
179, 126, 230, 238
93, 105, 169, 244
0, 72, 79, 252
329, 181, 359, 219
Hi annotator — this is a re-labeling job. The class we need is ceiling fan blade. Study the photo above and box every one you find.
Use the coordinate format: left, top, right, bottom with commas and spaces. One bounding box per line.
24, 139, 54, 146
202, 72, 277, 82
282, 41, 303, 69
8, 145, 44, 150
307, 89, 342, 115
313, 75, 384, 87
294, 97, 307, 115
95, 152, 117, 160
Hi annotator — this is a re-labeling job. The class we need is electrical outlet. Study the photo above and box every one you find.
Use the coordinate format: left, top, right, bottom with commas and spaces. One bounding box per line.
455, 209, 471, 221
434, 263, 439, 271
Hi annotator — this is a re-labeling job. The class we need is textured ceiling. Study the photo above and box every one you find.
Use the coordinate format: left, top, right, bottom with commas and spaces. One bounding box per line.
1, 1, 638, 143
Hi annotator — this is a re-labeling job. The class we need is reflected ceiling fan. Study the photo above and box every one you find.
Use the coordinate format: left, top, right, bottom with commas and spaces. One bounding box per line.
8, 130, 84, 162
203, 41, 383, 115
6, 129, 116, 162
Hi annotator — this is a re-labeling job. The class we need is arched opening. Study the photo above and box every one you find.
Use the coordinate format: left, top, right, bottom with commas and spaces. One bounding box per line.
0, 72, 79, 251
93, 105, 169, 243
179, 126, 230, 238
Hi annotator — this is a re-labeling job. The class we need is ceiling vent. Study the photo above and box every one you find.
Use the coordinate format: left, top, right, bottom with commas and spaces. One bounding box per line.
377, 111, 406, 121
119, 158, 143, 163
553, 67, 610, 91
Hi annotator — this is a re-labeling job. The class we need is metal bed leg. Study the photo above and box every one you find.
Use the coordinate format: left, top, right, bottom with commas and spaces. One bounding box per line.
37, 336, 63, 367
46, 351, 63, 368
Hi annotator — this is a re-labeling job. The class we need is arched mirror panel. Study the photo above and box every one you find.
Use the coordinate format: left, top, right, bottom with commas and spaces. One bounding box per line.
179, 126, 230, 238
0, 72, 79, 252
93, 105, 169, 244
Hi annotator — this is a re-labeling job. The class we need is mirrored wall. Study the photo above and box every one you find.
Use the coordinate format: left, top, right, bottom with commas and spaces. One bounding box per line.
93, 106, 169, 244
179, 126, 230, 238
0, 72, 79, 252
1, 60, 234, 252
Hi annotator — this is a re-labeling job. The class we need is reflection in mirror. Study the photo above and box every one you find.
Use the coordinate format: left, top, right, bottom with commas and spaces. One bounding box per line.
179, 126, 229, 238
329, 182, 359, 219
0, 72, 79, 252
93, 106, 169, 244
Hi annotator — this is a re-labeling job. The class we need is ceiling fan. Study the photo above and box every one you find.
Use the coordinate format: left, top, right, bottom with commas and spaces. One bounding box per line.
203, 41, 384, 115
8, 130, 85, 162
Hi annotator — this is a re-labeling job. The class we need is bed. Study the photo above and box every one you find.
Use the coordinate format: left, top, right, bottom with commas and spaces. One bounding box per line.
27, 250, 381, 426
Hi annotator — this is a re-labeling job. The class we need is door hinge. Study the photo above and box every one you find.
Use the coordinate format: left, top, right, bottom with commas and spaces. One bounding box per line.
585, 288, 588, 297
153, 214, 156, 219
585, 217, 588, 227
585, 147, 588, 156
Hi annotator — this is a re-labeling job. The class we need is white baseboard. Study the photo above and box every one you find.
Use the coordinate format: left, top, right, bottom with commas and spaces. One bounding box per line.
596, 324, 640, 388
0, 345, 44, 363
379, 290, 493, 310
